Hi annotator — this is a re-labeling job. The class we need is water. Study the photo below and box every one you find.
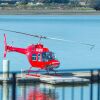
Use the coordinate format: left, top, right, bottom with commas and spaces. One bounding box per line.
0, 15, 100, 100
0, 15, 100, 71
0, 82, 98, 100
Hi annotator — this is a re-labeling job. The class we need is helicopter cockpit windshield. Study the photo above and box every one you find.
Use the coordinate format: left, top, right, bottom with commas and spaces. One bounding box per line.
42, 52, 55, 62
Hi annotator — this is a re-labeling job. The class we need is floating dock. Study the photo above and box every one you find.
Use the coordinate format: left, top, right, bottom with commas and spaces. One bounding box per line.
0, 71, 98, 85
16, 73, 89, 85
39, 76, 89, 84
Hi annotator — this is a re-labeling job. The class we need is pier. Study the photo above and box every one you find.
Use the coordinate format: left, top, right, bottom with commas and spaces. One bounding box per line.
0, 71, 90, 84
0, 69, 99, 100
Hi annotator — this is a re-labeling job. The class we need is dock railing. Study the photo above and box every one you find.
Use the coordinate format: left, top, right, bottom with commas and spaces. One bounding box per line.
0, 68, 100, 100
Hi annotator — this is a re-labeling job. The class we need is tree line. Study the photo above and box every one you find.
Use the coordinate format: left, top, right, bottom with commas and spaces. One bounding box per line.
91, 0, 100, 10
33, 0, 100, 10
1, 0, 100, 10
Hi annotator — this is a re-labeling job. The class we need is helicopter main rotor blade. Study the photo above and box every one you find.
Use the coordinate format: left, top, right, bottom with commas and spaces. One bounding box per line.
0, 28, 95, 49
0, 28, 46, 39
46, 37, 95, 49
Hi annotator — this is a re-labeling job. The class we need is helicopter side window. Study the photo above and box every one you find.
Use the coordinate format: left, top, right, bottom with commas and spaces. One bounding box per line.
32, 54, 36, 61
38, 54, 41, 61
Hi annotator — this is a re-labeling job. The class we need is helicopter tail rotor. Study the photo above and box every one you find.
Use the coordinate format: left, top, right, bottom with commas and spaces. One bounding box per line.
4, 34, 7, 58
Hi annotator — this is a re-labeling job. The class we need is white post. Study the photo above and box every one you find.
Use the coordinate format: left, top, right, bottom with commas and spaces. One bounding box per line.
3, 60, 9, 79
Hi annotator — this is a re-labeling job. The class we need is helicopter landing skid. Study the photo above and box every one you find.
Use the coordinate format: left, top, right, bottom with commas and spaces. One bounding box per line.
46, 68, 56, 74
24, 67, 60, 77
26, 73, 41, 78
45, 68, 61, 76
25, 69, 41, 78
27, 67, 41, 75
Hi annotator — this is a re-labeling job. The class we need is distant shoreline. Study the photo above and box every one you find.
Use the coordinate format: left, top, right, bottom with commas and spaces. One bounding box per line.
0, 9, 100, 15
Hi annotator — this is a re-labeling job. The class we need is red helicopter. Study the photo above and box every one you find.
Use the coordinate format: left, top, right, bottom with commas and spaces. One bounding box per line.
4, 34, 60, 73
1, 29, 95, 74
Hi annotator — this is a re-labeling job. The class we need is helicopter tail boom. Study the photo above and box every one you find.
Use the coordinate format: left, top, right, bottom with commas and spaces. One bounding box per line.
6, 46, 27, 54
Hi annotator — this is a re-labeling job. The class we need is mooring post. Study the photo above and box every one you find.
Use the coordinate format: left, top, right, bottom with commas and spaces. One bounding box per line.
90, 70, 93, 100
12, 73, 16, 100
3, 60, 9, 79
97, 70, 100, 100
2, 60, 9, 100
71, 80, 75, 100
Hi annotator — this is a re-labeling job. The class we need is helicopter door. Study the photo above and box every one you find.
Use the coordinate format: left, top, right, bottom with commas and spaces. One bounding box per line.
38, 54, 41, 61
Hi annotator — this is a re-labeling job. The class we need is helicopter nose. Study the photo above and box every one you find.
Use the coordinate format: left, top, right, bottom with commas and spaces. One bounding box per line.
51, 60, 60, 68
